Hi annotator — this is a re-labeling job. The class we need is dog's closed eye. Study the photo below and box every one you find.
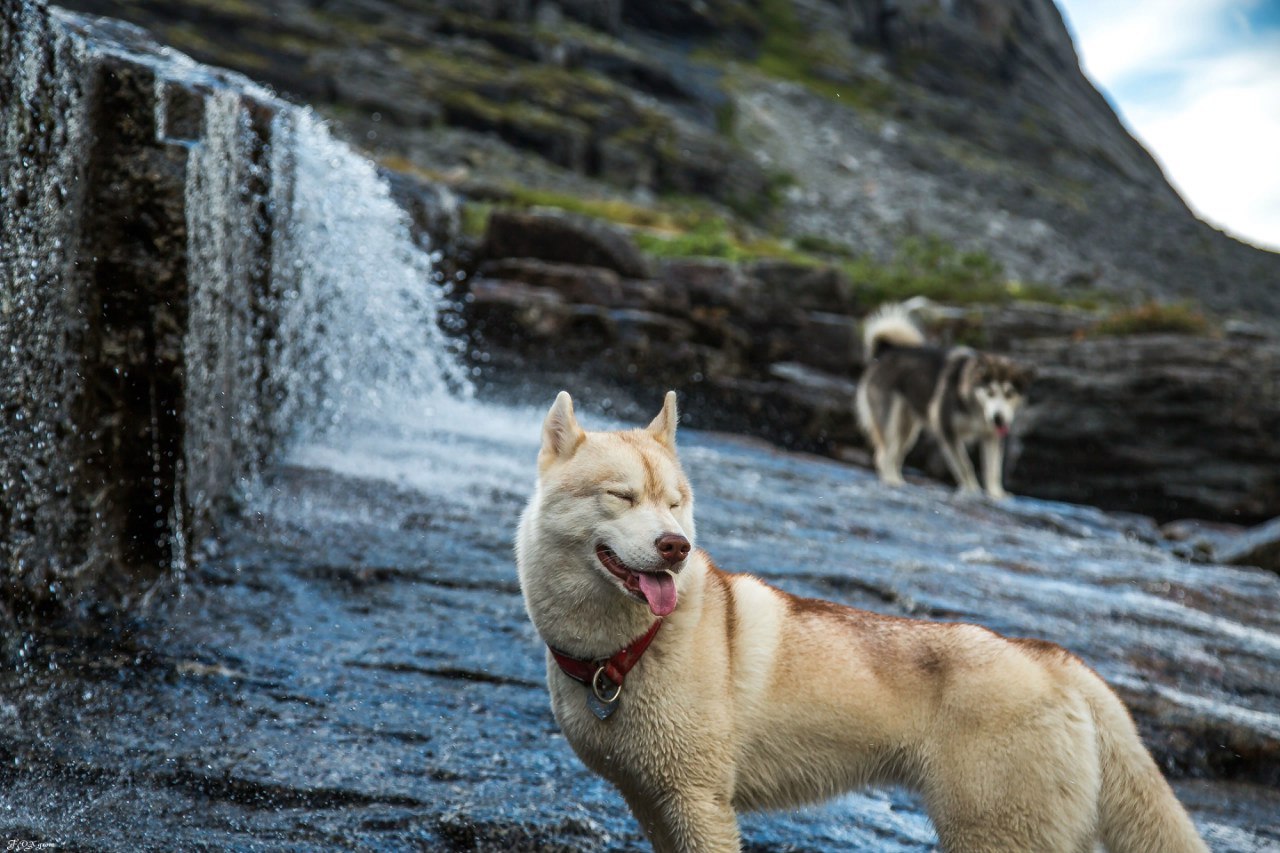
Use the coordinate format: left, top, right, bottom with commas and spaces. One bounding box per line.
606, 490, 637, 506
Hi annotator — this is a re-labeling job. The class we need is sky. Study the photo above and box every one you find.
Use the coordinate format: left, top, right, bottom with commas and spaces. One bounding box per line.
1055, 0, 1280, 252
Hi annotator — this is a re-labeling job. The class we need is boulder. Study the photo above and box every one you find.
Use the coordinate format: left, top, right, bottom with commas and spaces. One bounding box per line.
477, 258, 625, 305
467, 279, 572, 340
786, 310, 861, 375
1008, 334, 1280, 523
480, 208, 652, 278
659, 258, 761, 312
1212, 516, 1280, 572
744, 260, 855, 313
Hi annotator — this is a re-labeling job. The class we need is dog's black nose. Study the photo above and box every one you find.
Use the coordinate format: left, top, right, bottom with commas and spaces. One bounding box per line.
993, 413, 1006, 429
655, 533, 691, 565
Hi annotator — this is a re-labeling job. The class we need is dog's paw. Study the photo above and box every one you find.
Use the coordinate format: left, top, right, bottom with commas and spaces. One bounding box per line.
986, 487, 1010, 501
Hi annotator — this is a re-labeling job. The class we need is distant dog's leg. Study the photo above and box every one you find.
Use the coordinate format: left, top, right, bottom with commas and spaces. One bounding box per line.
937, 437, 981, 494
855, 379, 896, 484
890, 407, 922, 483
981, 436, 1008, 499
877, 398, 909, 486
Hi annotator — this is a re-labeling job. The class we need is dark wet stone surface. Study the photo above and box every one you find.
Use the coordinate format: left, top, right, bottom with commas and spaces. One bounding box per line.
2, 398, 1279, 851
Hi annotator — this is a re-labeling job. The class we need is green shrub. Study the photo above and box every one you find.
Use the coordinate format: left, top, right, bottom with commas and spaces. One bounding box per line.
634, 219, 758, 261
633, 218, 816, 264
841, 236, 1016, 306
1093, 301, 1212, 337
460, 202, 493, 238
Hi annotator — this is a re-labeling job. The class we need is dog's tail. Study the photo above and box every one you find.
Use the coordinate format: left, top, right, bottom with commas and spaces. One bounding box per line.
862, 300, 926, 361
1082, 673, 1208, 853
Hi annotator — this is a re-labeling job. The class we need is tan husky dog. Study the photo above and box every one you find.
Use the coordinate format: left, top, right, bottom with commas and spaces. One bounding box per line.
516, 391, 1207, 853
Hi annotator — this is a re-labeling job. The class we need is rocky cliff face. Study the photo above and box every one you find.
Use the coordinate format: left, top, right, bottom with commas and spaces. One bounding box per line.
51, 0, 1280, 315
1, 3, 283, 609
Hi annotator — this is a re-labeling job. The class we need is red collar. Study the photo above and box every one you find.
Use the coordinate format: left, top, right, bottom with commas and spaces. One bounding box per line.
548, 619, 663, 697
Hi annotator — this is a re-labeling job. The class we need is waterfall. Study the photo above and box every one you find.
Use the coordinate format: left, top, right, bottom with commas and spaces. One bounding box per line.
266, 107, 473, 443
1, 2, 472, 604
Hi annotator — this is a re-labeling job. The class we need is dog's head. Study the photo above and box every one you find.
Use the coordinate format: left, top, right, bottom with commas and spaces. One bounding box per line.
526, 391, 695, 618
963, 356, 1035, 438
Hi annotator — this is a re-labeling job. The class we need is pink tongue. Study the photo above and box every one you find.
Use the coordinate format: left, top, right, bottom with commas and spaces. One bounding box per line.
636, 571, 677, 616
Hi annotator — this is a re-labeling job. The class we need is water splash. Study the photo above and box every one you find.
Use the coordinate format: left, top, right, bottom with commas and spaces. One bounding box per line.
267, 108, 473, 447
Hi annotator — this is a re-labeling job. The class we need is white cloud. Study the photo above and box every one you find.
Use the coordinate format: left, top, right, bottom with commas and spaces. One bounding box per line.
1056, 0, 1280, 251
1059, 0, 1246, 81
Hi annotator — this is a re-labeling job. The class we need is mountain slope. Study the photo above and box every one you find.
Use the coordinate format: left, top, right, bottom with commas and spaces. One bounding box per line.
53, 0, 1280, 315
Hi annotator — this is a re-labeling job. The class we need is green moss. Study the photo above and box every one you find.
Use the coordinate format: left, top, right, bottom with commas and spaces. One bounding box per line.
438, 88, 576, 139
715, 100, 737, 137
794, 234, 856, 257
750, 0, 895, 111
504, 187, 699, 231
1092, 301, 1212, 337
161, 24, 271, 70
461, 202, 493, 239
634, 219, 739, 259
837, 236, 1004, 305
633, 218, 816, 264
180, 0, 272, 21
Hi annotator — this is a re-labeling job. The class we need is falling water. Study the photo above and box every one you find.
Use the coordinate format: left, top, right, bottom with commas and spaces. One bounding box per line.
265, 106, 473, 444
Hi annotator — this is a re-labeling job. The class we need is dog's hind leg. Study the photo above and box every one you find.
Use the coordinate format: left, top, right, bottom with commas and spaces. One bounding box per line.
889, 403, 922, 479
876, 397, 914, 486
860, 380, 905, 487
980, 435, 1008, 499
927, 710, 1101, 853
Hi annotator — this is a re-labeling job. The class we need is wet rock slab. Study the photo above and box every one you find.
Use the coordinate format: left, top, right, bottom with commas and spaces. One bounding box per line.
2, 399, 1278, 851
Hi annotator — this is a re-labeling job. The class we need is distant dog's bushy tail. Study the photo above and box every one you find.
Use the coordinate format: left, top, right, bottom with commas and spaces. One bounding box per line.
862, 299, 927, 360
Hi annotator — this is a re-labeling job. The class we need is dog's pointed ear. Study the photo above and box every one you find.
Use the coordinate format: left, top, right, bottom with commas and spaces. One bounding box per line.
646, 391, 678, 449
540, 391, 585, 468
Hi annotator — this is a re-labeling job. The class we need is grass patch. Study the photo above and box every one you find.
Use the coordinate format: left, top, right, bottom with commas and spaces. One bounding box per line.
749, 0, 895, 111
794, 233, 856, 256
840, 236, 1008, 305
632, 218, 816, 265
461, 202, 493, 239
503, 187, 699, 231
838, 236, 1089, 307
451, 183, 720, 244
1093, 301, 1212, 337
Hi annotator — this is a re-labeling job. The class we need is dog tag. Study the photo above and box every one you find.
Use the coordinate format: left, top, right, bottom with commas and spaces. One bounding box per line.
587, 666, 623, 721
586, 690, 620, 720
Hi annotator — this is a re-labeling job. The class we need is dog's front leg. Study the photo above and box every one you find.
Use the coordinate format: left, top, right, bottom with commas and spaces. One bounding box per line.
980, 436, 1008, 499
627, 788, 741, 853
938, 439, 981, 494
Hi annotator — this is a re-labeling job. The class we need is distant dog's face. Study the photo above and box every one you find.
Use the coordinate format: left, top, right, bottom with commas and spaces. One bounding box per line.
965, 356, 1034, 438
532, 392, 695, 617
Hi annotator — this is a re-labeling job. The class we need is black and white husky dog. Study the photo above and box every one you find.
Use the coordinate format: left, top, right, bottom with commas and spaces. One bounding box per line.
855, 301, 1034, 498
